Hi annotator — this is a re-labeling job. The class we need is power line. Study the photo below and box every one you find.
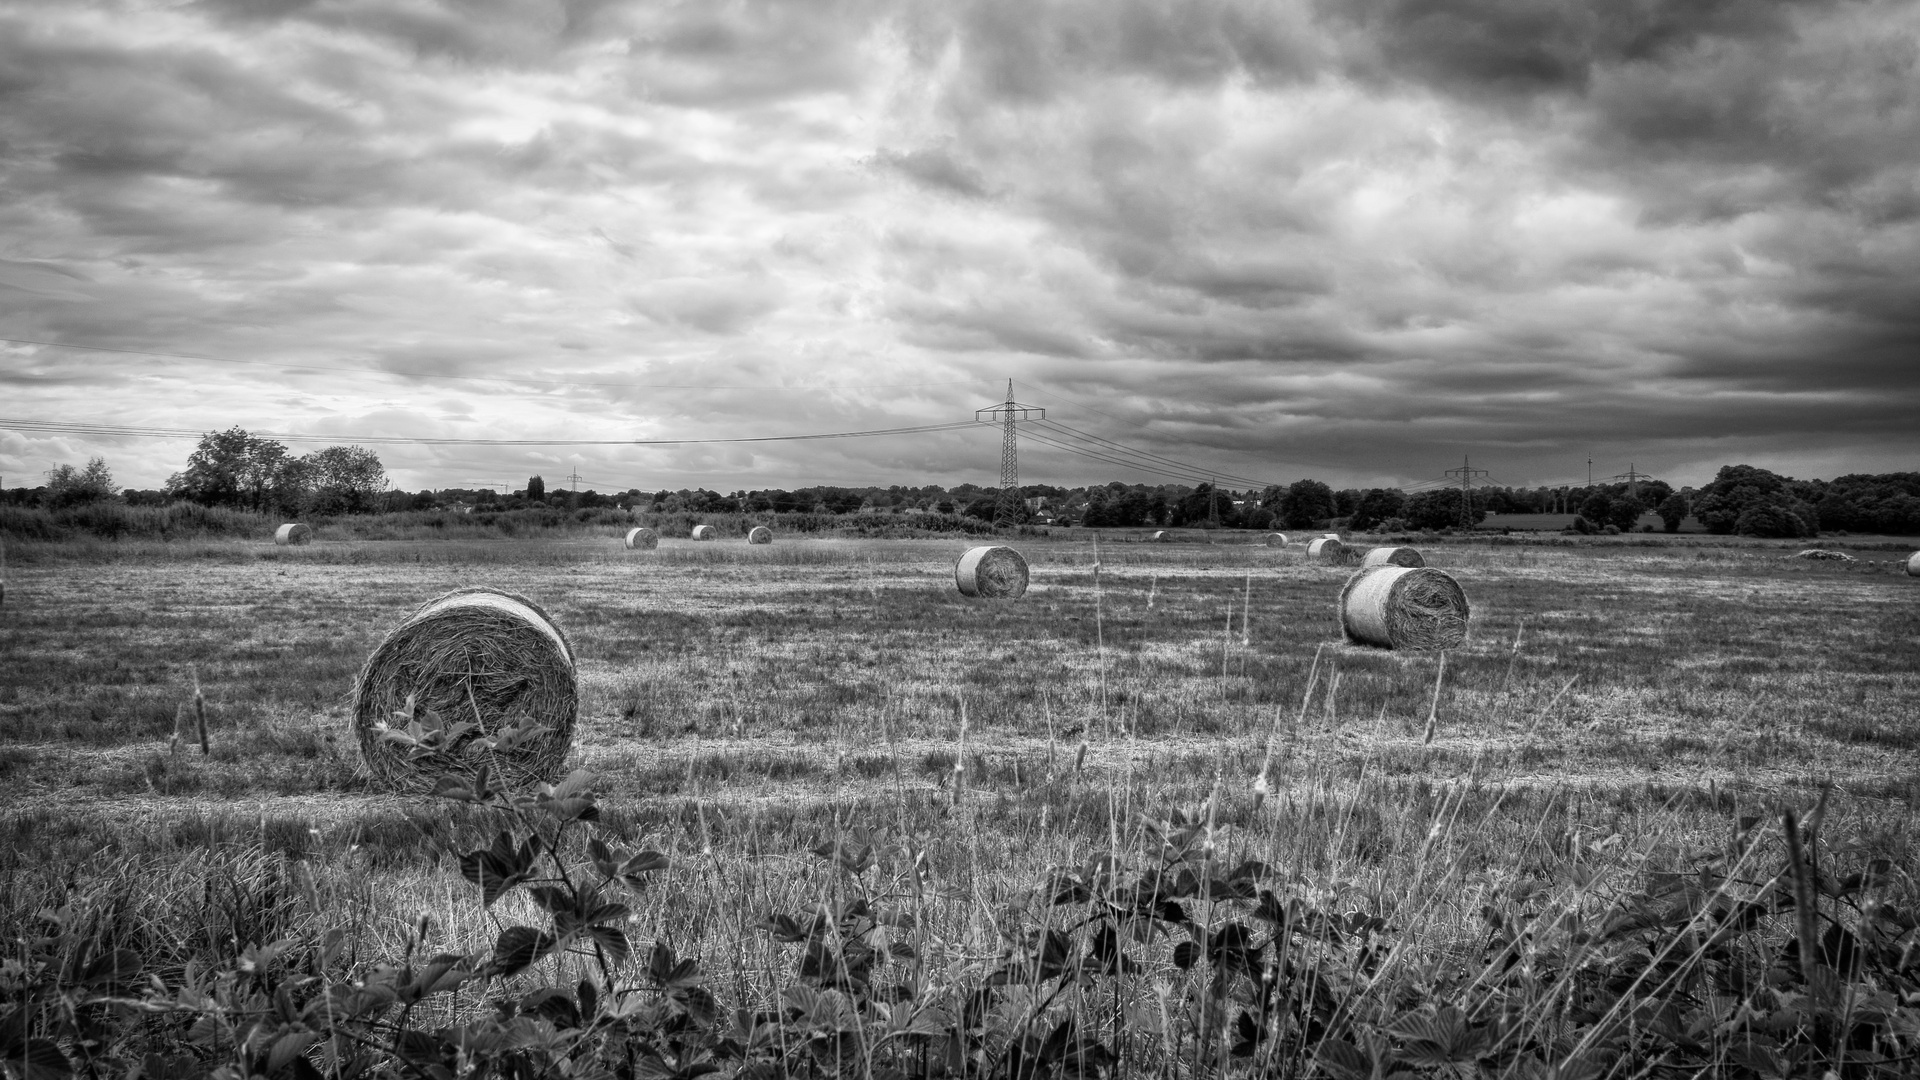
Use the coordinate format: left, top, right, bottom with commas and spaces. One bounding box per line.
0, 337, 974, 394
1033, 419, 1276, 489
0, 416, 980, 447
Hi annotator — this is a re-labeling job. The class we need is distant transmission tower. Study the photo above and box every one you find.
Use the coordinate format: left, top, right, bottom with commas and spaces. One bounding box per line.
1609, 463, 1659, 501
975, 380, 1045, 528
1444, 455, 1491, 529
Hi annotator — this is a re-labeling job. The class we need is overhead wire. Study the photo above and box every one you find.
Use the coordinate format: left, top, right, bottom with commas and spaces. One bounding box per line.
1, 337, 975, 394
1031, 418, 1276, 489
0, 416, 980, 447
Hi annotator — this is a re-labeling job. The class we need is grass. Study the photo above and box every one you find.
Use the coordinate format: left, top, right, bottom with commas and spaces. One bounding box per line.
3, 531, 1919, 1075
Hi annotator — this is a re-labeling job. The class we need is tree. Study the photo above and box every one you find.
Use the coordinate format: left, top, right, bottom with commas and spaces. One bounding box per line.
527, 475, 546, 503
1579, 491, 1613, 526
1734, 503, 1810, 538
306, 445, 388, 514
1278, 480, 1337, 529
167, 428, 291, 509
45, 457, 118, 508
1692, 465, 1817, 537
1655, 492, 1689, 533
1404, 489, 1487, 530
1606, 495, 1648, 531
1348, 489, 1407, 531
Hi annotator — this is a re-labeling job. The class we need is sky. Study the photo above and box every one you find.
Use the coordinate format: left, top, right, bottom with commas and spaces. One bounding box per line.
1, 0, 1917, 496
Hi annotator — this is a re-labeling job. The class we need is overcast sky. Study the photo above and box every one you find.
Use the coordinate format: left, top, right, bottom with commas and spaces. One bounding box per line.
2, 0, 1916, 495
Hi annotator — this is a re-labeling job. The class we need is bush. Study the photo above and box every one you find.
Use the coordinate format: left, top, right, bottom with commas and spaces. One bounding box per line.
1735, 503, 1811, 538
1656, 492, 1689, 532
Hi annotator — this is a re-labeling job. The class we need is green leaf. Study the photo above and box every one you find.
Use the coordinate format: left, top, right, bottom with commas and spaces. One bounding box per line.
267, 1030, 318, 1076
589, 925, 631, 966
458, 831, 538, 906
489, 927, 559, 978
10, 1039, 72, 1080
79, 947, 143, 988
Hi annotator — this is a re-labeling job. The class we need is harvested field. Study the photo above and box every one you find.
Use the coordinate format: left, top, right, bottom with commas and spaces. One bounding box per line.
4, 532, 1919, 1076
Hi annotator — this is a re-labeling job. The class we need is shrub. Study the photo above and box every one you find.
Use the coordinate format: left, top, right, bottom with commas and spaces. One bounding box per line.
1735, 502, 1811, 538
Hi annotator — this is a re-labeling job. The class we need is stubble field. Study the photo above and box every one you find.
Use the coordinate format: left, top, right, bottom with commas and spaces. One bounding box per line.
3, 532, 1918, 1076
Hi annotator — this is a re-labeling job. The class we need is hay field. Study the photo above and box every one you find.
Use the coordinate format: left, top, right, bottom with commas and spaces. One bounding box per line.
3, 532, 1918, 1073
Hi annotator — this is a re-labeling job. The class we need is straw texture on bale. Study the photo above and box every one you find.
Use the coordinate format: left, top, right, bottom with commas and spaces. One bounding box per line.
747, 525, 773, 545
691, 525, 717, 540
1151, 530, 1171, 543
1908, 551, 1920, 576
1306, 537, 1349, 563
1339, 566, 1470, 651
623, 527, 658, 550
1265, 532, 1289, 546
954, 545, 1029, 598
1362, 546, 1425, 568
274, 523, 312, 546
353, 588, 576, 791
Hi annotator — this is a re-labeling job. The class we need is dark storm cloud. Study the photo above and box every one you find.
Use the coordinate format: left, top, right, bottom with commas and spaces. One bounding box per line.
3, 0, 1915, 492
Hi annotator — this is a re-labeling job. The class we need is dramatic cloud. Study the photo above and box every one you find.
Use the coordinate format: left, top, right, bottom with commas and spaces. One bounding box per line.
1, 0, 1915, 494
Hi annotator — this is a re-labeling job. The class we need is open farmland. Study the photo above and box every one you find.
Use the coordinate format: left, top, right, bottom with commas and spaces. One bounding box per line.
3, 532, 1920, 1076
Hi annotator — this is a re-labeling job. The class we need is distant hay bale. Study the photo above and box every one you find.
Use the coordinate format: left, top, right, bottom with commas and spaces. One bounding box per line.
623, 527, 658, 550
747, 525, 773, 545
1306, 537, 1350, 563
955, 545, 1029, 599
353, 588, 576, 791
1265, 532, 1289, 546
1789, 549, 1853, 561
1907, 551, 1919, 576
1339, 566, 1471, 651
1151, 530, 1171, 543
691, 525, 717, 541
274, 523, 312, 546
1362, 546, 1425, 568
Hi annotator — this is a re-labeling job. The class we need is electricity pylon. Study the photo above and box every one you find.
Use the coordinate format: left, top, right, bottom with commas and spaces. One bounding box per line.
1444, 455, 1492, 529
975, 380, 1045, 529
1609, 463, 1660, 501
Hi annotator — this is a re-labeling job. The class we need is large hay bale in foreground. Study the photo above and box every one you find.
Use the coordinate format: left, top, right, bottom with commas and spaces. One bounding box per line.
624, 527, 658, 550
955, 545, 1029, 598
1307, 537, 1349, 563
1339, 566, 1470, 651
274, 523, 312, 546
1265, 532, 1289, 546
1908, 551, 1920, 576
1362, 546, 1425, 568
691, 525, 717, 541
747, 525, 773, 545
353, 588, 576, 791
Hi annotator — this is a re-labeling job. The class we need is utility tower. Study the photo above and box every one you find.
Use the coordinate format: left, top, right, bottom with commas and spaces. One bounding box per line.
1609, 463, 1659, 501
567, 467, 585, 493
1444, 455, 1492, 529
975, 380, 1045, 529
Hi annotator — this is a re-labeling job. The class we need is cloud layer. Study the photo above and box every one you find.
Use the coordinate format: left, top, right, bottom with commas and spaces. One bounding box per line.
2, 0, 1915, 492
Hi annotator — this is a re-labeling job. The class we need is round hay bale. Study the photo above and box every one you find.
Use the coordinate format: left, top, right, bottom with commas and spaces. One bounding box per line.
1151, 530, 1171, 543
353, 588, 576, 791
1306, 537, 1349, 563
623, 527, 659, 550
691, 525, 717, 541
1789, 548, 1852, 561
955, 545, 1029, 598
747, 525, 773, 545
1265, 532, 1289, 547
1362, 546, 1425, 568
1908, 551, 1919, 576
1339, 566, 1470, 651
274, 523, 313, 546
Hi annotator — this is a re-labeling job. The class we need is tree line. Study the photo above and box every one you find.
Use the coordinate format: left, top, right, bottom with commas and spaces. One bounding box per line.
6, 428, 1917, 539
